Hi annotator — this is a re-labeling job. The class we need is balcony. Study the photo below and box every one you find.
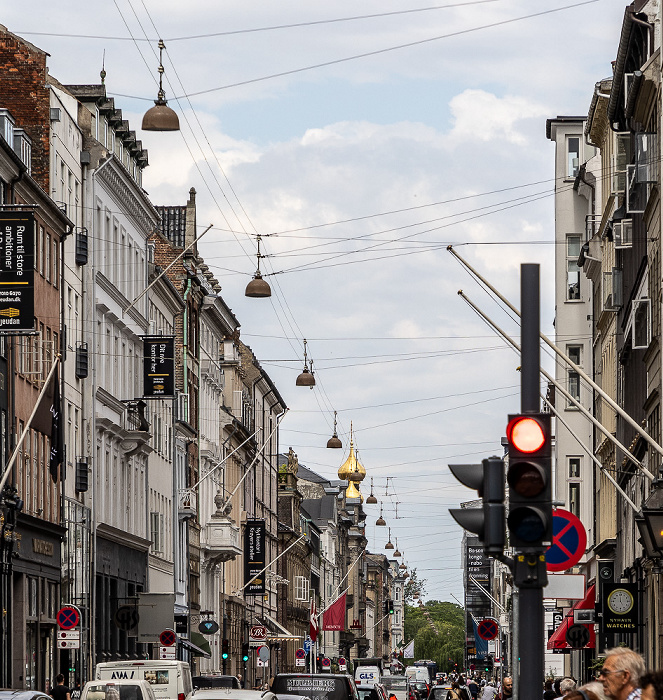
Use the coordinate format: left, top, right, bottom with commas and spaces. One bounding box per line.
202, 513, 242, 564
179, 488, 197, 519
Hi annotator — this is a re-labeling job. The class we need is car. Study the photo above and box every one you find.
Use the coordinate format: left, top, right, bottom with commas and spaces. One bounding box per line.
356, 685, 388, 700
271, 674, 359, 700
191, 691, 276, 700
412, 684, 429, 700
428, 688, 449, 700
81, 680, 158, 700
0, 692, 52, 700
380, 677, 408, 700
192, 678, 241, 690
96, 660, 193, 700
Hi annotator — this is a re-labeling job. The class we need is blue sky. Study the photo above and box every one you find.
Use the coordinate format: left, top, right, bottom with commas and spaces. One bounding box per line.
4, 0, 627, 601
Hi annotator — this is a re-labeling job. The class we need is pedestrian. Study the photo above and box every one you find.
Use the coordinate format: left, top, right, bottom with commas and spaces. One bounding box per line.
579, 682, 608, 700
236, 674, 244, 689
469, 678, 480, 700
557, 679, 578, 699
640, 670, 663, 700
447, 683, 461, 700
598, 647, 645, 700
481, 681, 497, 700
50, 675, 71, 700
566, 690, 602, 700
496, 678, 513, 700
544, 680, 557, 700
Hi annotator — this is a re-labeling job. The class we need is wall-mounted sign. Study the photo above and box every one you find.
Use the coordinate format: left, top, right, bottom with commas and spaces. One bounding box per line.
244, 519, 266, 595
143, 336, 175, 398
601, 583, 638, 633
0, 211, 34, 331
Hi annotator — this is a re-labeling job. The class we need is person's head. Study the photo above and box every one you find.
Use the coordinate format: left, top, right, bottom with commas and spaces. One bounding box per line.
579, 682, 608, 700
554, 680, 563, 696
452, 683, 460, 690
566, 691, 601, 700
599, 647, 645, 700
561, 679, 577, 695
502, 678, 513, 695
640, 670, 663, 700
545, 681, 554, 692
56, 675, 65, 685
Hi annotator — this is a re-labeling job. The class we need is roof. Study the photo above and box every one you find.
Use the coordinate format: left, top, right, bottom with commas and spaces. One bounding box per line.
301, 495, 336, 523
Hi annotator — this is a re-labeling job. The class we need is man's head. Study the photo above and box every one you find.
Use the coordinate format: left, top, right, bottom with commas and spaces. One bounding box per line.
561, 679, 577, 695
599, 647, 645, 700
56, 675, 65, 685
502, 679, 513, 696
640, 670, 663, 700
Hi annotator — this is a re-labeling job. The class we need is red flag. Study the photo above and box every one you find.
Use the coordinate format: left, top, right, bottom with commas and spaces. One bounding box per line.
309, 598, 319, 643
322, 593, 346, 631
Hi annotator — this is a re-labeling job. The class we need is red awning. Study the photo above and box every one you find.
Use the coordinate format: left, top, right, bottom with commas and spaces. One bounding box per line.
547, 584, 595, 650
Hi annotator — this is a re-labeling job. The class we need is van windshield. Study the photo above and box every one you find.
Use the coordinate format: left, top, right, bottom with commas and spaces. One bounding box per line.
382, 679, 407, 691
272, 676, 351, 700
86, 684, 144, 700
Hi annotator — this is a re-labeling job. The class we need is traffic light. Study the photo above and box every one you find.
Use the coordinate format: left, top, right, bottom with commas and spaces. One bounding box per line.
242, 643, 250, 663
484, 656, 494, 673
449, 456, 505, 555
222, 638, 230, 660
506, 413, 552, 550
387, 600, 394, 614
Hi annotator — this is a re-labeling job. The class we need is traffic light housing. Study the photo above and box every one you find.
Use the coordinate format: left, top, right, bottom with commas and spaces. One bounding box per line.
484, 656, 494, 673
222, 638, 230, 660
506, 413, 552, 551
242, 643, 249, 663
449, 456, 505, 555
388, 600, 394, 614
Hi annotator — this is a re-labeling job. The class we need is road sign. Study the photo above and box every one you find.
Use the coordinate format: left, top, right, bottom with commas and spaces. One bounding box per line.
295, 649, 306, 667
160, 646, 176, 659
57, 606, 80, 630
58, 631, 80, 640
159, 629, 176, 647
545, 509, 587, 572
198, 620, 219, 635
477, 618, 499, 641
257, 658, 269, 667
565, 624, 590, 649
258, 645, 270, 662
303, 639, 312, 653
57, 637, 80, 649
321, 657, 331, 668
114, 605, 139, 632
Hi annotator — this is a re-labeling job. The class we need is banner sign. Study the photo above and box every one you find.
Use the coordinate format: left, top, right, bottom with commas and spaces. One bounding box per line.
244, 519, 266, 595
0, 211, 34, 331
143, 336, 175, 398
601, 583, 638, 633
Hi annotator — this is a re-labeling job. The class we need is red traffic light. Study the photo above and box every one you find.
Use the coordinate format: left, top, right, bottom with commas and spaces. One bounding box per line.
507, 416, 546, 453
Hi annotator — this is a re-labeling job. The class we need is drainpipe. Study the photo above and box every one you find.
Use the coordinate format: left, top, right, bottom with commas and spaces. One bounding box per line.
182, 277, 193, 662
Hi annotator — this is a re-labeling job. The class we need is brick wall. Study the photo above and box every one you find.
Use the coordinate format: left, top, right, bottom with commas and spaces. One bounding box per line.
0, 27, 50, 191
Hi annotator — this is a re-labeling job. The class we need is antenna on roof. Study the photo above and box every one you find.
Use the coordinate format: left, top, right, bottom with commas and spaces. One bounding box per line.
100, 49, 106, 85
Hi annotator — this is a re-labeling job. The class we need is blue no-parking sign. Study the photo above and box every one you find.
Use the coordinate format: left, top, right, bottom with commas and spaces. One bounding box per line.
545, 509, 587, 572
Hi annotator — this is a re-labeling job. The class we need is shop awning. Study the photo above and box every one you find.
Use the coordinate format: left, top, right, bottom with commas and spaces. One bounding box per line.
180, 634, 212, 658
547, 584, 595, 650
263, 614, 302, 640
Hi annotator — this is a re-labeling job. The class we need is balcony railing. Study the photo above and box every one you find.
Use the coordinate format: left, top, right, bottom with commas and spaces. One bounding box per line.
179, 488, 197, 519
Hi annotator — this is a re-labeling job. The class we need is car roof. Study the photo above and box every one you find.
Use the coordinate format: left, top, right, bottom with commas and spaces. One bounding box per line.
192, 691, 275, 700
86, 681, 152, 686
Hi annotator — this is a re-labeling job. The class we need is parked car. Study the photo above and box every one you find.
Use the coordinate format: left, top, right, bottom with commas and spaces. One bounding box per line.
356, 685, 388, 700
0, 692, 52, 700
192, 678, 241, 690
81, 679, 158, 700
271, 674, 359, 700
190, 691, 275, 700
428, 688, 449, 700
381, 676, 408, 700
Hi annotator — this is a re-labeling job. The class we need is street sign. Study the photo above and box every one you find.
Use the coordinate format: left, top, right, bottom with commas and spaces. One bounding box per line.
198, 620, 219, 635
249, 625, 267, 646
565, 624, 590, 649
57, 606, 80, 630
303, 639, 312, 653
258, 645, 270, 662
295, 649, 306, 667
57, 637, 80, 649
160, 646, 176, 659
257, 658, 269, 667
321, 658, 331, 668
114, 605, 139, 632
477, 618, 499, 641
58, 631, 80, 640
545, 509, 587, 572
338, 656, 347, 671
159, 629, 176, 647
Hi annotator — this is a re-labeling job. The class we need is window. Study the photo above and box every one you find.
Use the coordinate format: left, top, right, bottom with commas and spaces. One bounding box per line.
395, 611, 401, 624
569, 483, 580, 517
395, 587, 400, 601
567, 346, 581, 404
568, 346, 581, 366
568, 457, 581, 478
631, 298, 652, 349
567, 137, 580, 178
614, 220, 633, 249
566, 236, 581, 300
150, 511, 163, 552
294, 575, 310, 602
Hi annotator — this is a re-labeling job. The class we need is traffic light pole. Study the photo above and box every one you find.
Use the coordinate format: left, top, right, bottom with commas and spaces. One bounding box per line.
518, 264, 544, 700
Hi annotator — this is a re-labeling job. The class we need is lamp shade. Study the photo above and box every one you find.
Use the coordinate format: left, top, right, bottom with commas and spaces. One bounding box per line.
142, 100, 180, 131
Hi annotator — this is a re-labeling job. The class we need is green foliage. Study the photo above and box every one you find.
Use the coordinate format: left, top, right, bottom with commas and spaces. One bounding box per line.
403, 599, 465, 672
404, 568, 427, 604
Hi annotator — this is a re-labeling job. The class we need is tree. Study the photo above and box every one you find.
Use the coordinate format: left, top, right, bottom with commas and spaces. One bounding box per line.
403, 599, 465, 670
404, 568, 427, 604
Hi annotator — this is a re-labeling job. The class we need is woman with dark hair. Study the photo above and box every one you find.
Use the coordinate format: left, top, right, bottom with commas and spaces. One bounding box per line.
641, 670, 663, 700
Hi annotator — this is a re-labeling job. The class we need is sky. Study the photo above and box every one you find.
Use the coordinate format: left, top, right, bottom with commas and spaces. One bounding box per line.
4, 0, 627, 602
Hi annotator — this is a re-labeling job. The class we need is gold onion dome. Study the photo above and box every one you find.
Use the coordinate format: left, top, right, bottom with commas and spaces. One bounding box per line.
337, 423, 366, 483
346, 479, 362, 501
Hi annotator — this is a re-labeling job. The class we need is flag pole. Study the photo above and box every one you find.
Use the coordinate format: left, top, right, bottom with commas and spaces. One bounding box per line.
0, 356, 60, 494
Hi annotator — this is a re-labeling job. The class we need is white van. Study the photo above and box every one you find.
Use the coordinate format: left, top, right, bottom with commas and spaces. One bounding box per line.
405, 668, 430, 685
82, 679, 158, 700
355, 666, 381, 685
95, 660, 193, 700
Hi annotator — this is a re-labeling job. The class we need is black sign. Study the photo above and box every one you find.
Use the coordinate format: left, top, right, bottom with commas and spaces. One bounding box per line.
114, 605, 139, 631
199, 619, 219, 635
244, 519, 266, 595
565, 624, 590, 649
601, 583, 638, 633
143, 336, 175, 398
0, 211, 34, 331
